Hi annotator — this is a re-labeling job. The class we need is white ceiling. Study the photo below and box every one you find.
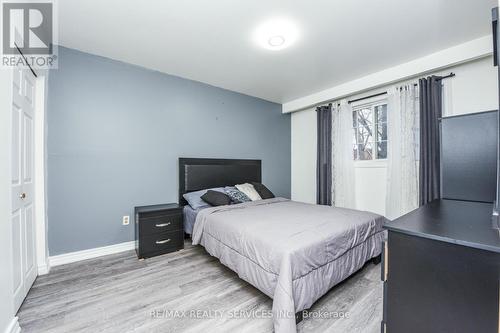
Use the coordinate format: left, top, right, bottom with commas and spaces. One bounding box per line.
58, 0, 496, 104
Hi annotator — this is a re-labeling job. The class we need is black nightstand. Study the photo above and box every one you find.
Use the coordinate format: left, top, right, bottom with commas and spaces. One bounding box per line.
134, 203, 184, 259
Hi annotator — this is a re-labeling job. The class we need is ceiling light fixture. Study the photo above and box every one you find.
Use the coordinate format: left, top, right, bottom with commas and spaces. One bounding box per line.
253, 18, 299, 51
268, 35, 285, 47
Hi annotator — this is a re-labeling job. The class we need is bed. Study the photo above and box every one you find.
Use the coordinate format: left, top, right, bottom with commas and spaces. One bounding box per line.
179, 158, 386, 333
183, 204, 207, 235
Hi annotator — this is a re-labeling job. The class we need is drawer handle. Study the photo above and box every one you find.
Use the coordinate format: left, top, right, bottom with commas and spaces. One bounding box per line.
156, 239, 171, 244
155, 222, 171, 227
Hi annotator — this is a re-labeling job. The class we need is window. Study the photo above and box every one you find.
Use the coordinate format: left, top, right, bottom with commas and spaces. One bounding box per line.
352, 101, 387, 160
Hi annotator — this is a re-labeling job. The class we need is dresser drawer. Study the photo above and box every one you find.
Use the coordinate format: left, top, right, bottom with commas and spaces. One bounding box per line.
139, 230, 183, 257
139, 212, 183, 236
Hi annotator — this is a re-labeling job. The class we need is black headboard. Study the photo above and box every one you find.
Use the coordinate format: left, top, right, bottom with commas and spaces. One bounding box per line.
179, 158, 262, 205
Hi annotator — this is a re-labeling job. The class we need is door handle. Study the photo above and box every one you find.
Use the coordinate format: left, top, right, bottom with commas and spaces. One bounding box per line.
155, 222, 171, 228
156, 239, 171, 245
19, 192, 26, 200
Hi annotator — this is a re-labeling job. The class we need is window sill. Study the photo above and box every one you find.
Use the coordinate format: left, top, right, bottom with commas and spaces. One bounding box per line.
354, 159, 388, 168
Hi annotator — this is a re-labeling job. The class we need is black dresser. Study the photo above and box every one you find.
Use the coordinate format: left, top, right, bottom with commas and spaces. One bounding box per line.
382, 8, 500, 332
134, 203, 184, 259
382, 199, 500, 333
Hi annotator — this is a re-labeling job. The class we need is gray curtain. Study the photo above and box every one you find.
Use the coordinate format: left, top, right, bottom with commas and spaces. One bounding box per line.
419, 76, 443, 205
316, 104, 332, 205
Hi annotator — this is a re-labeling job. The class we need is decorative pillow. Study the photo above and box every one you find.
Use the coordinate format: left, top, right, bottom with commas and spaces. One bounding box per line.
235, 183, 262, 201
224, 186, 251, 203
251, 182, 275, 199
201, 190, 231, 207
183, 187, 224, 209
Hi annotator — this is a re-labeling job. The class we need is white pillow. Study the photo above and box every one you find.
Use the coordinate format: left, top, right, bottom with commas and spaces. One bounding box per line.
235, 183, 262, 201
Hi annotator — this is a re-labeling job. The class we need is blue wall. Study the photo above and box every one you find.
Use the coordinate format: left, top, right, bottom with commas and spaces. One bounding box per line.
47, 47, 290, 255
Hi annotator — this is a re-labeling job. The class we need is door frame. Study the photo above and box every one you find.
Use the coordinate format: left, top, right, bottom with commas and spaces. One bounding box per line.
33, 73, 49, 275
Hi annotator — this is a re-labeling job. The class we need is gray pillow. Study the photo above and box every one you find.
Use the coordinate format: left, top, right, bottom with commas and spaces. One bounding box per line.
201, 190, 232, 206
224, 186, 251, 203
251, 182, 275, 199
183, 187, 224, 209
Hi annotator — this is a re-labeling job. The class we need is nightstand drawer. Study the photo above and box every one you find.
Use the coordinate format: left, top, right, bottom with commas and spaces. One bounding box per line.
139, 212, 182, 236
139, 230, 183, 257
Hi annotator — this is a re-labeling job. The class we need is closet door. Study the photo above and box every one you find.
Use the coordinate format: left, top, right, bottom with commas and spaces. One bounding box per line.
11, 66, 37, 312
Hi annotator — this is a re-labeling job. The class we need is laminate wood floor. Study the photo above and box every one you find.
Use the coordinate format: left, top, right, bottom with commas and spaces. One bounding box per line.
18, 241, 382, 333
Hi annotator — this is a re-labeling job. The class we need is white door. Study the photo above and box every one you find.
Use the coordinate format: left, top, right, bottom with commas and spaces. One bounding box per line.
11, 66, 37, 312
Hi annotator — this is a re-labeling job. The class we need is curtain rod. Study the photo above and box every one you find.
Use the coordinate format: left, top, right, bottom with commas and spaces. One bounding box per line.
348, 92, 387, 104
14, 43, 38, 78
438, 72, 456, 80
347, 72, 455, 104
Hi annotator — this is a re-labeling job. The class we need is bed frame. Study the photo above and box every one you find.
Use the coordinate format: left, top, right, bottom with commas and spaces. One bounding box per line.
178, 157, 261, 206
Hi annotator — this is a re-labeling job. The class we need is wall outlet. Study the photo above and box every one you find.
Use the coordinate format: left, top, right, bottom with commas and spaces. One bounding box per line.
122, 215, 130, 226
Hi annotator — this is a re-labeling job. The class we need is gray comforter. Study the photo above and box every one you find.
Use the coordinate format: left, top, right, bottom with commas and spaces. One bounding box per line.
192, 198, 386, 333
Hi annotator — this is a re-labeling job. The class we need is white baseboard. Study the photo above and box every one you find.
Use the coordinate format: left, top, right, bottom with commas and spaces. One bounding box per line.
4, 317, 20, 333
37, 261, 50, 275
49, 241, 135, 267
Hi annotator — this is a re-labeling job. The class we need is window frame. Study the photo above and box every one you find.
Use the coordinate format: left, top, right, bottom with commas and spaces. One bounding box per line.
351, 96, 388, 163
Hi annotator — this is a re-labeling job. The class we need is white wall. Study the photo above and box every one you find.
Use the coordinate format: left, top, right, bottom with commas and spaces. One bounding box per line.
291, 108, 317, 203
353, 161, 387, 216
291, 56, 498, 216
441, 57, 498, 116
0, 69, 18, 332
